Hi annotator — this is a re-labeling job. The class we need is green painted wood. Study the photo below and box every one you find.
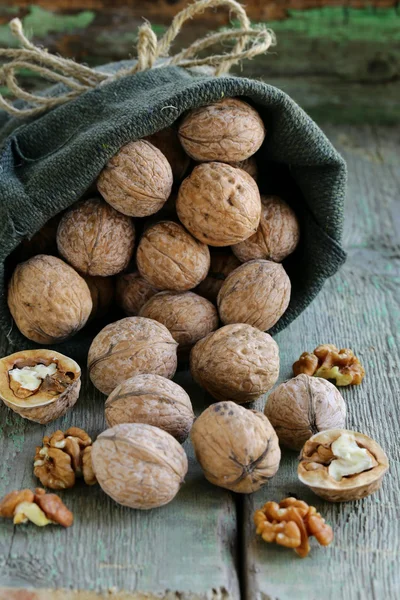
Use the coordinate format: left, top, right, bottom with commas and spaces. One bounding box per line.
242, 124, 400, 599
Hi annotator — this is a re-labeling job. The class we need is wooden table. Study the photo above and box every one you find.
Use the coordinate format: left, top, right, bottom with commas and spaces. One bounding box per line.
0, 124, 398, 599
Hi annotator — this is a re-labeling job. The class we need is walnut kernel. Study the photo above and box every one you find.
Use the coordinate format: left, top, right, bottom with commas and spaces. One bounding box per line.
0, 488, 73, 527
293, 344, 365, 386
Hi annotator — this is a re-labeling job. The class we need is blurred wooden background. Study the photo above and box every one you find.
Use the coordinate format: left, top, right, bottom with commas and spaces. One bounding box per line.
1, 0, 399, 123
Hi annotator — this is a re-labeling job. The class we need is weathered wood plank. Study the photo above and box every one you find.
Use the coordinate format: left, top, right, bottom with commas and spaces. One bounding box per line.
242, 125, 400, 599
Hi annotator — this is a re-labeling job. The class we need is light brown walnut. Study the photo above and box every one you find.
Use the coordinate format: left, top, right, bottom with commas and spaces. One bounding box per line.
88, 316, 178, 395
57, 198, 135, 276
264, 374, 346, 451
97, 140, 173, 217
105, 374, 194, 443
232, 195, 300, 263
191, 401, 280, 493
83, 275, 114, 320
116, 272, 159, 316
176, 162, 261, 246
136, 221, 210, 291
8, 255, 92, 344
178, 98, 265, 162
139, 291, 218, 352
145, 126, 190, 182
293, 344, 365, 386
218, 259, 291, 331
91, 423, 188, 509
196, 251, 241, 303
190, 323, 279, 404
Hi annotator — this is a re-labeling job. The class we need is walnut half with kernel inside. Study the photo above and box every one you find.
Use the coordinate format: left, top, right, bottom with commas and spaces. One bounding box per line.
0, 350, 81, 424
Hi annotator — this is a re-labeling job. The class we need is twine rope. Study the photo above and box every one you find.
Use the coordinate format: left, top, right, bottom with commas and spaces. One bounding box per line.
0, 0, 275, 118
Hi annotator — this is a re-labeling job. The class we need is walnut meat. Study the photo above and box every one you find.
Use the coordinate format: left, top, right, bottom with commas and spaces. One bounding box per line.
218, 259, 291, 331
88, 317, 178, 395
91, 423, 188, 509
0, 350, 80, 424
232, 195, 300, 263
178, 98, 265, 162
176, 162, 261, 246
0, 488, 73, 527
116, 272, 159, 316
190, 323, 279, 403
57, 198, 135, 277
8, 255, 92, 344
84, 275, 114, 320
136, 221, 210, 291
145, 126, 190, 181
139, 291, 218, 352
298, 429, 389, 502
97, 140, 173, 217
265, 374, 346, 451
196, 251, 241, 303
191, 402, 280, 493
105, 374, 194, 443
293, 344, 365, 386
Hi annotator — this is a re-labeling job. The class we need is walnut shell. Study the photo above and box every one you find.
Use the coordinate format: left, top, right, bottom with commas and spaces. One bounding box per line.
228, 156, 258, 181
0, 349, 81, 424
83, 275, 115, 320
57, 198, 135, 276
136, 221, 210, 291
196, 251, 241, 303
190, 323, 279, 403
145, 126, 190, 182
232, 195, 300, 263
91, 423, 188, 509
178, 98, 265, 162
176, 163, 261, 246
116, 272, 159, 316
88, 316, 178, 395
298, 429, 389, 502
265, 375, 346, 451
191, 401, 280, 493
105, 374, 194, 443
139, 291, 219, 352
97, 140, 173, 217
8, 255, 92, 344
218, 259, 291, 331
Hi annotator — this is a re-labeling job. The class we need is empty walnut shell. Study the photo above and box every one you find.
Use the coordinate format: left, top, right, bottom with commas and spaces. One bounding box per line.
139, 291, 219, 352
190, 323, 279, 404
218, 259, 291, 331
298, 429, 389, 502
97, 140, 173, 217
91, 423, 188, 509
88, 317, 178, 395
136, 221, 210, 291
116, 272, 159, 316
57, 198, 135, 277
191, 401, 280, 493
145, 126, 190, 181
105, 374, 195, 443
176, 162, 261, 246
232, 195, 300, 263
0, 349, 81, 424
265, 375, 346, 451
8, 255, 92, 344
83, 275, 115, 320
196, 251, 241, 303
178, 98, 265, 162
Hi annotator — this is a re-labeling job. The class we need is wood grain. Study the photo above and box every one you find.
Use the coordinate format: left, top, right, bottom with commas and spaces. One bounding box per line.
242, 124, 400, 600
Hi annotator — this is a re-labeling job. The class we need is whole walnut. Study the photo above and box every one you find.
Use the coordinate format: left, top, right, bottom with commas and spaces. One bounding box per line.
264, 374, 347, 451
177, 162, 261, 246
116, 272, 159, 316
139, 291, 219, 352
57, 198, 135, 277
145, 126, 190, 182
88, 317, 178, 395
91, 423, 188, 509
190, 323, 279, 403
105, 374, 195, 443
136, 221, 210, 291
228, 156, 258, 181
191, 401, 280, 493
8, 255, 92, 344
178, 98, 265, 162
83, 275, 114, 320
218, 259, 291, 331
97, 140, 173, 217
196, 251, 241, 303
232, 195, 300, 263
